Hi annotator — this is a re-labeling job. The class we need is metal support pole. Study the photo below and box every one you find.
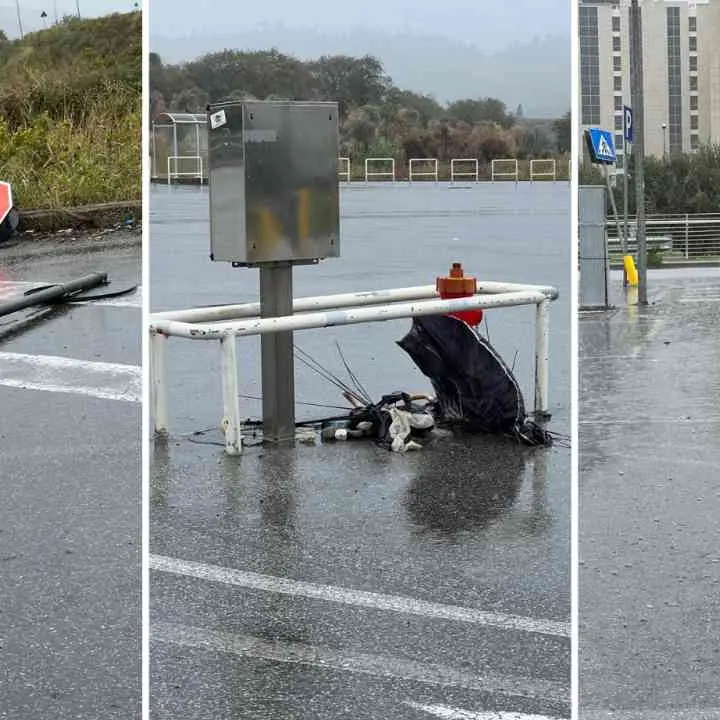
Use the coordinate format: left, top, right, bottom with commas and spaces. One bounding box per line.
220, 334, 242, 455
534, 299, 550, 417
151, 330, 168, 437
623, 146, 630, 286
260, 263, 296, 442
604, 165, 625, 256
629, 0, 648, 304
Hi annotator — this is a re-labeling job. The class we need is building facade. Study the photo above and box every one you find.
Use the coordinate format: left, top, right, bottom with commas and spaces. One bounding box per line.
579, 0, 720, 164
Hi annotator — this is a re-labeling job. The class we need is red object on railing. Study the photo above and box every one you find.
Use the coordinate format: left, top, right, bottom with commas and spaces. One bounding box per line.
436, 262, 483, 327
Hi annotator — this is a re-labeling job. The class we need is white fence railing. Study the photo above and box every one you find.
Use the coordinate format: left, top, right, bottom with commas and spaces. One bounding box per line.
150, 281, 558, 455
530, 159, 557, 182
408, 158, 439, 183
365, 158, 396, 182
338, 157, 351, 183
491, 159, 519, 183
606, 213, 720, 259
167, 155, 204, 184
450, 158, 479, 183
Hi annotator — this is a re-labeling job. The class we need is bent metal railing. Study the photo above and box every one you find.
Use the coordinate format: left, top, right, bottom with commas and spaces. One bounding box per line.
149, 281, 558, 455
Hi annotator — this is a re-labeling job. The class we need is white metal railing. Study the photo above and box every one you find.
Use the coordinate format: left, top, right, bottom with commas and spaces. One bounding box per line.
605, 213, 720, 259
167, 155, 204, 184
450, 158, 479, 183
491, 159, 519, 183
338, 157, 351, 183
408, 158, 439, 183
149, 281, 558, 455
364, 158, 396, 182
530, 159, 557, 182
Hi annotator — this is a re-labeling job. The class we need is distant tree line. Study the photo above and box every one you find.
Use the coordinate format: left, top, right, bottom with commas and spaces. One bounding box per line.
150, 50, 570, 165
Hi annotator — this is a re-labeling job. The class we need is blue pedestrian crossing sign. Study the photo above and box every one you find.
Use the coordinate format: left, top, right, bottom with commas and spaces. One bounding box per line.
623, 106, 633, 143
585, 128, 616, 164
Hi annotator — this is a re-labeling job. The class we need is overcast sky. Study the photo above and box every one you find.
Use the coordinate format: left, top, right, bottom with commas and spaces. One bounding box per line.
1, 0, 137, 36
149, 0, 570, 53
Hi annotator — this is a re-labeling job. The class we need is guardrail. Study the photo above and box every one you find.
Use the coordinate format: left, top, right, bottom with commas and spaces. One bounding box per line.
409, 158, 439, 183
150, 281, 559, 455
450, 158, 479, 183
364, 158, 396, 182
167, 155, 204, 184
606, 213, 720, 258
338, 157, 351, 183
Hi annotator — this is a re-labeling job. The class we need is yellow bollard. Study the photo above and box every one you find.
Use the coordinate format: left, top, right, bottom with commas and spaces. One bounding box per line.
623, 255, 639, 286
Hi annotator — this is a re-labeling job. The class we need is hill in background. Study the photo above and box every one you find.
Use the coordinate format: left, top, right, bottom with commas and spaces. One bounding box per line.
151, 25, 569, 119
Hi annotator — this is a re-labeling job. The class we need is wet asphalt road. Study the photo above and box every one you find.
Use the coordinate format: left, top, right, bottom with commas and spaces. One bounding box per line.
149, 183, 571, 719
0, 234, 141, 719
580, 268, 720, 720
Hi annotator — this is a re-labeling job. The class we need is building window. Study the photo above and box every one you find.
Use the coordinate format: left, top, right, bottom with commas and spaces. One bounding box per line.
667, 6, 683, 154
689, 36, 697, 52
616, 155, 624, 170
690, 133, 699, 150
614, 95, 623, 111
690, 76, 698, 91
613, 36, 621, 52
580, 6, 601, 125
613, 56, 622, 72
614, 115, 624, 130
690, 95, 698, 111
689, 16, 697, 33
690, 56, 698, 72
691, 115, 699, 130
614, 76, 622, 91
615, 134, 624, 150
612, 16, 621, 32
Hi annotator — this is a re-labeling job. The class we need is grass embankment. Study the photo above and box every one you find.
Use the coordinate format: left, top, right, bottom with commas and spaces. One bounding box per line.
0, 12, 141, 226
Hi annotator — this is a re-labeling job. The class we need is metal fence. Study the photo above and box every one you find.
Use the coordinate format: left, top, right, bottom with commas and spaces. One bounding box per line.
606, 213, 720, 259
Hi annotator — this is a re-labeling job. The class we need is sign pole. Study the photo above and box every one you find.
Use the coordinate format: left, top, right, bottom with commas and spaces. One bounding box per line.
622, 104, 633, 287
629, 0, 648, 304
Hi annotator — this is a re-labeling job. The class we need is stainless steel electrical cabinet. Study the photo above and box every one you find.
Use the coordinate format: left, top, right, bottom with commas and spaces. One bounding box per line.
207, 100, 341, 265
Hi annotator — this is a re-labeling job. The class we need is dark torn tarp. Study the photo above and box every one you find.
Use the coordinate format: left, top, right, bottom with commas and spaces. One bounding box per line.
397, 314, 551, 446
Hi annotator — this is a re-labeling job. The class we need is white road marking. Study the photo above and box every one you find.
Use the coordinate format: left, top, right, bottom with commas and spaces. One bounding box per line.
581, 417, 720, 425
152, 622, 568, 705
678, 297, 720, 303
0, 352, 140, 402
403, 702, 564, 720
150, 555, 569, 638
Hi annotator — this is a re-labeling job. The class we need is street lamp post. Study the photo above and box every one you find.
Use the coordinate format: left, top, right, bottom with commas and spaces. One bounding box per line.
15, 0, 24, 39
629, 0, 648, 304
662, 123, 667, 157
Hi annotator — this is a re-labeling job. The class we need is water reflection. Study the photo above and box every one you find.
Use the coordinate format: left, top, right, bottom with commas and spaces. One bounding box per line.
404, 435, 527, 536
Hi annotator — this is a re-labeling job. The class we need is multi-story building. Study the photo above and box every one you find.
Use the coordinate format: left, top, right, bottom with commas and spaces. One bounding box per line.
579, 0, 720, 164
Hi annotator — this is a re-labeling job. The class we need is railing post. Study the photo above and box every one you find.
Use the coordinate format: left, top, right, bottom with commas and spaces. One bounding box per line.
534, 299, 550, 417
151, 329, 168, 437
220, 334, 242, 455
685, 213, 689, 259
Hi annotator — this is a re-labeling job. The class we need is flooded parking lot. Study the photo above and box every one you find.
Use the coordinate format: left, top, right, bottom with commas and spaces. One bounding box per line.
580, 268, 720, 720
149, 182, 571, 718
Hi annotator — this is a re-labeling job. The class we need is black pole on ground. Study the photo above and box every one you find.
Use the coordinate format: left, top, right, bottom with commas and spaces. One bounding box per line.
0, 273, 108, 319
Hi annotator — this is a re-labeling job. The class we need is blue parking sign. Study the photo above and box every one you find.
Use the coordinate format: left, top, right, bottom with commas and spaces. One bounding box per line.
624, 106, 633, 144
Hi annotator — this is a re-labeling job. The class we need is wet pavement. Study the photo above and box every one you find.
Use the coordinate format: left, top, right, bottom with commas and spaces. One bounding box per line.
149, 183, 571, 719
580, 268, 720, 720
0, 234, 141, 719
